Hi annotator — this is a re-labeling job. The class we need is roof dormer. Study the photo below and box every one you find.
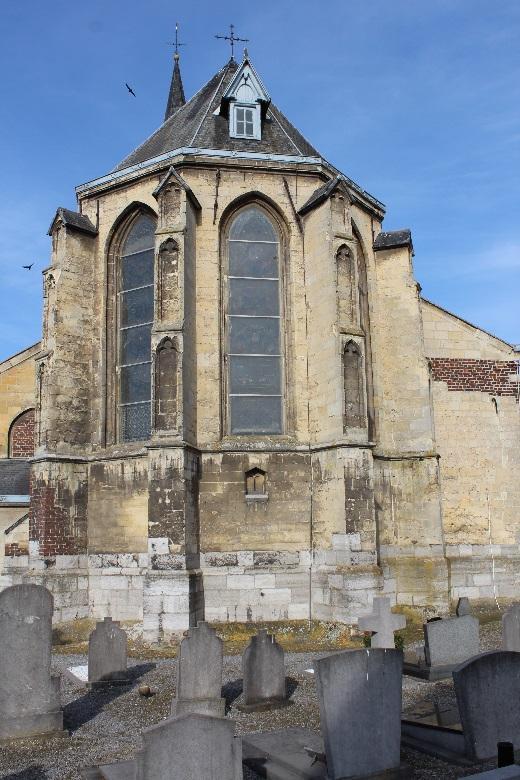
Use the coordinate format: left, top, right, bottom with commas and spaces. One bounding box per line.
218, 56, 271, 141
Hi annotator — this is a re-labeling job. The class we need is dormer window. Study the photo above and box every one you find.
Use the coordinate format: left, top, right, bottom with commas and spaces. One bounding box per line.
219, 58, 270, 143
231, 103, 260, 140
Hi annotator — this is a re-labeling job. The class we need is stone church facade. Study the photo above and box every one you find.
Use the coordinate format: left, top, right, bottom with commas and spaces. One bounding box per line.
1, 53, 519, 640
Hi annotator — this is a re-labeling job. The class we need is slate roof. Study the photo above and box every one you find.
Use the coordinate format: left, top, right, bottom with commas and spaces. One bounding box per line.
0, 460, 30, 498
373, 229, 413, 252
114, 59, 321, 172
48, 207, 98, 236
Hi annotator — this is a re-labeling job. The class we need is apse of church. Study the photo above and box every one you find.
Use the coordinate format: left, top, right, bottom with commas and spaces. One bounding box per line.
2, 45, 518, 639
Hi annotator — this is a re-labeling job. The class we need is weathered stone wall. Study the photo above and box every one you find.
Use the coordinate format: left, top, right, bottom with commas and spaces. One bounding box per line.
0, 344, 38, 458
88, 458, 148, 554
422, 299, 520, 605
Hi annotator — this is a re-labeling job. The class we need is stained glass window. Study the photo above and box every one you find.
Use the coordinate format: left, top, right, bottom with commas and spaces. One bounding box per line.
227, 207, 283, 434
118, 214, 155, 441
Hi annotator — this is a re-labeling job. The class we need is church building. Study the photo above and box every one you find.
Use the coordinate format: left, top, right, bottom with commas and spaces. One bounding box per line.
1, 47, 519, 640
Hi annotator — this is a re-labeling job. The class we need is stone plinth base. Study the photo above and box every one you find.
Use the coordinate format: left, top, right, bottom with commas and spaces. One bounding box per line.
237, 696, 292, 713
0, 710, 65, 742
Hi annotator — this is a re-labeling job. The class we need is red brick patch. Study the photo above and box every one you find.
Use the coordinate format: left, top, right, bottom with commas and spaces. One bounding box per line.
9, 409, 35, 458
429, 358, 518, 395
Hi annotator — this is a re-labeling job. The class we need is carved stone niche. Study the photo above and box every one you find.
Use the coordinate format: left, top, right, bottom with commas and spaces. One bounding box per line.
159, 183, 182, 228
158, 238, 180, 321
343, 339, 365, 430
331, 191, 352, 236
154, 337, 178, 432
336, 244, 356, 327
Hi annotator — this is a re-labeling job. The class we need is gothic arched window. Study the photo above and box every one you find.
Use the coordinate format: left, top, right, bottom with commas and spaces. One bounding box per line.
118, 214, 155, 442
343, 340, 365, 429
225, 206, 283, 434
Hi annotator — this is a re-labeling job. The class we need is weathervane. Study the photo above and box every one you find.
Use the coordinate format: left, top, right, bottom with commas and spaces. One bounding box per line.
215, 24, 249, 61
167, 22, 186, 60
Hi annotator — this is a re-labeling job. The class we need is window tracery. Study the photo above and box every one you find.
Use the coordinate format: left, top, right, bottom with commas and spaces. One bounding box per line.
117, 214, 155, 442
225, 206, 283, 435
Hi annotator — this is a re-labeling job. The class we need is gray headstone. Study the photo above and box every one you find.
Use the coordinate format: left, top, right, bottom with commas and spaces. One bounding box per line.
502, 605, 520, 652
242, 629, 286, 709
453, 651, 520, 761
357, 596, 406, 648
456, 597, 472, 616
171, 621, 225, 717
139, 713, 242, 779
0, 584, 63, 739
89, 713, 242, 780
424, 614, 479, 666
88, 617, 128, 684
315, 648, 403, 779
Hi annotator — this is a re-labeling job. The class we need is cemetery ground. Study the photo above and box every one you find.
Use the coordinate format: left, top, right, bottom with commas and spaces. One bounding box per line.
0, 614, 507, 779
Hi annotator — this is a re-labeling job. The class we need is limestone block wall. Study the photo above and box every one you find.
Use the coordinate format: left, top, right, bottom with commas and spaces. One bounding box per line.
199, 451, 311, 552
0, 344, 38, 458
88, 457, 148, 554
422, 298, 520, 605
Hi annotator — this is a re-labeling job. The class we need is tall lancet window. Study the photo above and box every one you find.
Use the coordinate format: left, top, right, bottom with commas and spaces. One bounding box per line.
226, 206, 283, 434
118, 214, 155, 441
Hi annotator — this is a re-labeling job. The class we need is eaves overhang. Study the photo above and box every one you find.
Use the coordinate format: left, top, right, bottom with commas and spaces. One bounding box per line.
76, 147, 323, 197
75, 147, 386, 219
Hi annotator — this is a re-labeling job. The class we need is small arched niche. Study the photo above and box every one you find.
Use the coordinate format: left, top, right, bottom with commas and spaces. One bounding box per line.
336, 244, 355, 326
159, 237, 180, 321
245, 467, 268, 501
343, 340, 365, 429
154, 337, 178, 432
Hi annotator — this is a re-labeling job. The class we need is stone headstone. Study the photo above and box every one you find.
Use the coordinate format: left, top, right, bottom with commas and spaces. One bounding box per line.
87, 713, 242, 779
424, 614, 479, 667
315, 648, 403, 779
171, 621, 225, 717
88, 617, 128, 685
357, 596, 406, 648
0, 584, 63, 739
241, 629, 286, 711
453, 651, 520, 761
502, 605, 520, 652
456, 597, 472, 617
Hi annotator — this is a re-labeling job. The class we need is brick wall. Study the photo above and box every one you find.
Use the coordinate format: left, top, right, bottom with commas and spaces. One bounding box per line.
9, 408, 35, 458
30, 467, 88, 557
430, 358, 518, 395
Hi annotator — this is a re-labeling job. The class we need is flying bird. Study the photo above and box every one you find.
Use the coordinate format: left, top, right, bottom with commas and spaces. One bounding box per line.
125, 83, 136, 97
22, 263, 34, 270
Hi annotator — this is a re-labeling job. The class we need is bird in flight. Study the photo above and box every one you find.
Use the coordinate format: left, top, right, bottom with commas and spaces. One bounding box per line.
22, 263, 34, 270
125, 83, 136, 97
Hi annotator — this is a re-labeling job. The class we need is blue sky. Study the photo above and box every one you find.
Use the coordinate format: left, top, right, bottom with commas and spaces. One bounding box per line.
1, 0, 519, 361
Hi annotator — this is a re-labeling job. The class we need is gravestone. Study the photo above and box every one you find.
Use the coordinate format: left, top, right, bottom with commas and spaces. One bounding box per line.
456, 597, 472, 617
88, 617, 128, 686
358, 596, 406, 648
404, 613, 480, 680
453, 650, 520, 761
0, 584, 63, 740
84, 713, 243, 779
502, 605, 520, 652
240, 628, 287, 711
314, 648, 403, 779
425, 615, 479, 666
171, 621, 225, 717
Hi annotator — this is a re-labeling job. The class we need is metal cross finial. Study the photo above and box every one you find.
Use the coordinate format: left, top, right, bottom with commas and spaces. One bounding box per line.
215, 23, 249, 61
167, 22, 186, 60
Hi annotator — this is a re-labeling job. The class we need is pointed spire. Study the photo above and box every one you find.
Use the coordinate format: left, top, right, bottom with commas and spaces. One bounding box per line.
165, 53, 186, 121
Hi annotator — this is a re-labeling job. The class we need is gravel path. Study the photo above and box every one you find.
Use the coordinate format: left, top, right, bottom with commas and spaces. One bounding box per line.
0, 620, 505, 779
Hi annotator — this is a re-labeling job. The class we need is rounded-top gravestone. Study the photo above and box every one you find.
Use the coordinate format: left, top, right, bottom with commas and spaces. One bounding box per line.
0, 584, 63, 739
88, 616, 128, 685
241, 629, 286, 711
